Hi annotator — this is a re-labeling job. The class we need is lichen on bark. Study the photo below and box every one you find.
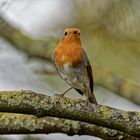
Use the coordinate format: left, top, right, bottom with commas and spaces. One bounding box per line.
0, 90, 139, 138
0, 113, 139, 140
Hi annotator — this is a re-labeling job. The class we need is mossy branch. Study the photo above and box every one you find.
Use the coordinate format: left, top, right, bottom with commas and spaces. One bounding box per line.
0, 113, 139, 140
0, 90, 140, 138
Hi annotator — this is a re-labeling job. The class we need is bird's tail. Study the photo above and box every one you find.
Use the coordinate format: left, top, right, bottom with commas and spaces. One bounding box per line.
87, 91, 97, 104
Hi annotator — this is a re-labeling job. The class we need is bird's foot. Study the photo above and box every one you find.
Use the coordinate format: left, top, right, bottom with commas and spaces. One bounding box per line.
54, 93, 65, 98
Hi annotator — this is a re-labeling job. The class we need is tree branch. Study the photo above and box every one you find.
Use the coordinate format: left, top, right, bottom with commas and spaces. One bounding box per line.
0, 90, 140, 138
0, 113, 139, 140
94, 65, 140, 105
0, 16, 57, 59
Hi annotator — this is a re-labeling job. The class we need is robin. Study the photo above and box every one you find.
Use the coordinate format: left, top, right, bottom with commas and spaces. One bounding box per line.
52, 28, 97, 104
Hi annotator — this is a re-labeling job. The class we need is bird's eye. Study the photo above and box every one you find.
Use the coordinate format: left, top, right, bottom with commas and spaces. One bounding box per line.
64, 31, 67, 36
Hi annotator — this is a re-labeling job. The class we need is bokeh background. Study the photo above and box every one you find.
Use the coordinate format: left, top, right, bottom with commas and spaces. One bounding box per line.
0, 0, 140, 140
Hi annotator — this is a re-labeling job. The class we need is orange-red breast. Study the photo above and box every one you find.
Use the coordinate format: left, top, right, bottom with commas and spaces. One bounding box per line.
52, 28, 97, 104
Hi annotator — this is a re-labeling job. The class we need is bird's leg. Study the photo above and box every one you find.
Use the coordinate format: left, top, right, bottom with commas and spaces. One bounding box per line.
81, 98, 90, 106
55, 87, 73, 98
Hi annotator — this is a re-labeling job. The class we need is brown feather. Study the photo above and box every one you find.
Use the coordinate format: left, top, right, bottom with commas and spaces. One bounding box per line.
86, 63, 97, 104
86, 63, 94, 92
74, 88, 84, 95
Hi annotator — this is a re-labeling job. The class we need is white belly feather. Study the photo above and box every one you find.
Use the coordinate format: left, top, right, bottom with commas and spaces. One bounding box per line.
59, 63, 89, 91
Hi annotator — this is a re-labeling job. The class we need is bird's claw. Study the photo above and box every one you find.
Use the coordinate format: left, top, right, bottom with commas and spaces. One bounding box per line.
54, 93, 65, 98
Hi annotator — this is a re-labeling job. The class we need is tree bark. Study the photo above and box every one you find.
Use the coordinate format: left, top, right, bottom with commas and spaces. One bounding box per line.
0, 113, 139, 140
0, 90, 139, 138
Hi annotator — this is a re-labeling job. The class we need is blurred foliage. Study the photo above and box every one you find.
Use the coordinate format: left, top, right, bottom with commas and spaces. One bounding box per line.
23, 136, 41, 140
71, 0, 140, 83
0, 16, 57, 59
0, 137, 9, 140
0, 136, 42, 140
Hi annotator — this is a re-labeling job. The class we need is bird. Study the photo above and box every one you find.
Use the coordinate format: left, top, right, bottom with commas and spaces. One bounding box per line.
52, 27, 97, 104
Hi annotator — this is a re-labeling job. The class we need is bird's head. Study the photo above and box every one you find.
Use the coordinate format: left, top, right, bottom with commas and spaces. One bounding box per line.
60, 28, 81, 44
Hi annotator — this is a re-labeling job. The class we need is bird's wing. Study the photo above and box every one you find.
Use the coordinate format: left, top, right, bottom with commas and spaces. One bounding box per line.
52, 49, 63, 78
74, 88, 84, 95
82, 49, 94, 92
86, 62, 94, 92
